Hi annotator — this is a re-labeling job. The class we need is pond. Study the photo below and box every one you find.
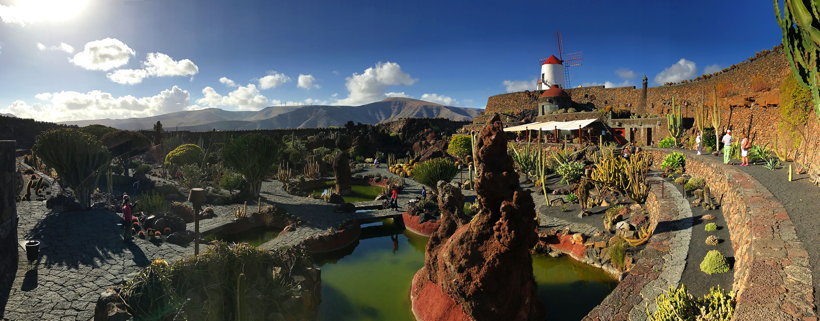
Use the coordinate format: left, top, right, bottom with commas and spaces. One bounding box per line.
204, 226, 280, 247
315, 220, 618, 321
310, 180, 385, 203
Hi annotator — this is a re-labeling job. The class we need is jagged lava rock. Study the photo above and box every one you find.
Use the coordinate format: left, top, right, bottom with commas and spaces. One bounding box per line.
411, 114, 544, 321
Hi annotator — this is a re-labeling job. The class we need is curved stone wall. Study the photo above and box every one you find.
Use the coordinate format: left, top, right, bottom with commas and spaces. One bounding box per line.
646, 148, 816, 320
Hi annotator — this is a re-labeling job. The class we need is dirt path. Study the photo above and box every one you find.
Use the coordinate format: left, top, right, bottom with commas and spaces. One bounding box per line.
736, 163, 820, 313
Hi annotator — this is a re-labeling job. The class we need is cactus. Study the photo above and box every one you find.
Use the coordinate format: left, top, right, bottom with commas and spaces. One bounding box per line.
625, 151, 652, 203
666, 97, 683, 145
276, 162, 293, 184
223, 134, 279, 199
303, 157, 320, 179
32, 128, 112, 208
710, 87, 722, 152
694, 91, 707, 135
774, 0, 820, 117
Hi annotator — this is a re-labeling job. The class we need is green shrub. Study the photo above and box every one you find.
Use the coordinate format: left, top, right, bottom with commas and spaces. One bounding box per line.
447, 135, 473, 160
463, 202, 477, 216
699, 250, 730, 274
608, 237, 627, 269
411, 158, 459, 189
747, 144, 772, 163
660, 152, 685, 170
674, 176, 688, 185
135, 192, 167, 215
120, 243, 314, 320
135, 164, 151, 176
658, 137, 676, 148
179, 164, 206, 189
219, 170, 245, 194
684, 177, 705, 191
778, 70, 812, 150
223, 134, 281, 199
648, 285, 735, 321
164, 144, 204, 167
704, 222, 718, 231
33, 128, 112, 208
566, 192, 578, 203
556, 161, 584, 185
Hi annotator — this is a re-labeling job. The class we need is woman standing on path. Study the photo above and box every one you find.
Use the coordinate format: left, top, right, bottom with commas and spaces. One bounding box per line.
696, 131, 703, 155
740, 133, 751, 166
722, 129, 733, 164
390, 187, 399, 211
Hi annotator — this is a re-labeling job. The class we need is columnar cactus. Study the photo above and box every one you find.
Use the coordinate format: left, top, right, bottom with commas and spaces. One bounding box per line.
666, 97, 683, 145
695, 91, 707, 134
710, 87, 722, 151
774, 0, 820, 117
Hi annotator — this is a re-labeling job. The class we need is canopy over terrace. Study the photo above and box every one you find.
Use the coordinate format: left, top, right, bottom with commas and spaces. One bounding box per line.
504, 118, 601, 143
503, 119, 598, 132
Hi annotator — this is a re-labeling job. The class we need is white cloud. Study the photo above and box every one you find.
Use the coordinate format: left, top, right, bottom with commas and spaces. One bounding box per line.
297, 74, 319, 89
36, 42, 74, 53
106, 69, 148, 85
654, 58, 697, 84
336, 62, 416, 105
420, 93, 457, 105
2, 86, 191, 122
502, 80, 532, 93
258, 71, 291, 89
385, 92, 409, 98
703, 64, 722, 74
70, 38, 135, 71
196, 84, 269, 111
0, 0, 91, 25
580, 80, 633, 88
219, 77, 237, 87
143, 52, 198, 77
105, 52, 199, 85
615, 68, 636, 79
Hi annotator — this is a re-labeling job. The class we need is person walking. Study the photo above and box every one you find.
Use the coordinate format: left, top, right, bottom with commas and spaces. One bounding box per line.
696, 131, 703, 155
722, 129, 733, 164
390, 187, 399, 211
740, 133, 751, 166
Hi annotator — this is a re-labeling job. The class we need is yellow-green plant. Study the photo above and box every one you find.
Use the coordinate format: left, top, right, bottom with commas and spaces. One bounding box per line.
223, 134, 281, 199
666, 97, 683, 145
700, 250, 730, 274
625, 152, 652, 203
648, 285, 734, 321
694, 91, 707, 135
590, 147, 628, 194
774, 0, 820, 117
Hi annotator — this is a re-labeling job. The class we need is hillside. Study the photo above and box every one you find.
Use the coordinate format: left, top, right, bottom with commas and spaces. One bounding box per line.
62, 98, 482, 131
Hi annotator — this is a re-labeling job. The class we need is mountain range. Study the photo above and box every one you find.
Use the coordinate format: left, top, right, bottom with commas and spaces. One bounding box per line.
61, 98, 482, 131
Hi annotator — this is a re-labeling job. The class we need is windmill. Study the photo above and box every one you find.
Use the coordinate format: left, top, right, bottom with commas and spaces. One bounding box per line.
538, 31, 583, 89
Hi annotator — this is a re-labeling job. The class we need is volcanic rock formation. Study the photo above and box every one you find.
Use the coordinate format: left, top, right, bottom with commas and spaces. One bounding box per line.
410, 114, 544, 321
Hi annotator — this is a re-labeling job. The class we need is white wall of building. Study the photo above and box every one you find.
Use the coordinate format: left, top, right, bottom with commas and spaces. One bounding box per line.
538, 63, 565, 90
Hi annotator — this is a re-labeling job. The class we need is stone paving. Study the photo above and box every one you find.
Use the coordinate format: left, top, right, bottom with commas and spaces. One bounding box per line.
0, 165, 426, 320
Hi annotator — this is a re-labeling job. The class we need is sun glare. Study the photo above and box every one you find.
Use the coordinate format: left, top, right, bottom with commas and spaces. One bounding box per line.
5, 0, 91, 24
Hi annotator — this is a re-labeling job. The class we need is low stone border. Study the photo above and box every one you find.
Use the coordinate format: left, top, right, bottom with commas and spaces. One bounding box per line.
402, 212, 440, 237
646, 148, 817, 320
583, 177, 691, 320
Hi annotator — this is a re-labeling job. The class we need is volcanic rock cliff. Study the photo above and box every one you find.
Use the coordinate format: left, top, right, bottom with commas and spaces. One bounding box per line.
410, 114, 544, 321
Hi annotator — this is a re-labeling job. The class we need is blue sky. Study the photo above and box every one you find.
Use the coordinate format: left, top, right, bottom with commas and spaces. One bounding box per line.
0, 0, 784, 122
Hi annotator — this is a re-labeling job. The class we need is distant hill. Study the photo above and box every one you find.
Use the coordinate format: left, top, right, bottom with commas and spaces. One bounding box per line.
61, 98, 482, 131
1, 113, 14, 118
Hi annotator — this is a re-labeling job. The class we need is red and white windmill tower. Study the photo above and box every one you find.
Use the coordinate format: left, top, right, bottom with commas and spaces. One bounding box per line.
537, 31, 583, 90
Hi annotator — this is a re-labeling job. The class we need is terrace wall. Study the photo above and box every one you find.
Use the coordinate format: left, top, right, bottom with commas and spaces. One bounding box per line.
646, 148, 816, 320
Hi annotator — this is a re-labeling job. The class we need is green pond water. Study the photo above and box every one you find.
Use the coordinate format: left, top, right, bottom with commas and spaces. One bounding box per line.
315, 220, 618, 321
310, 180, 384, 203
205, 226, 280, 247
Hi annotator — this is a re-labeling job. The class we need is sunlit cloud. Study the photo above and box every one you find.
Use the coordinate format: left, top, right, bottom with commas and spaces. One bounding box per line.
36, 42, 74, 53
336, 62, 415, 105
0, 0, 91, 25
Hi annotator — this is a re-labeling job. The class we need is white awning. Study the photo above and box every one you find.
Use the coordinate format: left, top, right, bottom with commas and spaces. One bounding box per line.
504, 119, 599, 132
503, 122, 548, 132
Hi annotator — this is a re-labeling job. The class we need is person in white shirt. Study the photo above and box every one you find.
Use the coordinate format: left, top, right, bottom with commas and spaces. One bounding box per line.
695, 131, 702, 155
722, 129, 733, 164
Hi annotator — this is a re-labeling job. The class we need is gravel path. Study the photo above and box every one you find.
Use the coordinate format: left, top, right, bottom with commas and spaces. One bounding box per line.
736, 163, 820, 313
628, 177, 692, 320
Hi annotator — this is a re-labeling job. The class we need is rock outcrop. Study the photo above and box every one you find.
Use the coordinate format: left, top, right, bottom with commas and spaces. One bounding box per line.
410, 114, 544, 321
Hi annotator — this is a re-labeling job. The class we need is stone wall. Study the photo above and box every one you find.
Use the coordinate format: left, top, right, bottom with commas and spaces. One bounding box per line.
480, 46, 820, 172
0, 140, 19, 317
646, 148, 816, 320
